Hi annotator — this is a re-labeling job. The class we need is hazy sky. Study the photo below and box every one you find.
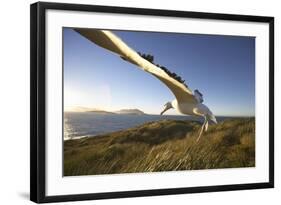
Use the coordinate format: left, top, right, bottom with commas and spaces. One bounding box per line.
63, 28, 255, 116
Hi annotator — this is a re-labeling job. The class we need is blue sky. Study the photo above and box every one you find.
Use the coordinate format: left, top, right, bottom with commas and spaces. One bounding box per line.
63, 28, 255, 116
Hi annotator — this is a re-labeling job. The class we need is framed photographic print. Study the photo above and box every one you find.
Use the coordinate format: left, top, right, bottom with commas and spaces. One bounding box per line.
30, 2, 274, 203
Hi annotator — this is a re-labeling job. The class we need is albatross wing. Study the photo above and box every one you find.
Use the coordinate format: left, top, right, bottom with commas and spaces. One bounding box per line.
74, 28, 197, 104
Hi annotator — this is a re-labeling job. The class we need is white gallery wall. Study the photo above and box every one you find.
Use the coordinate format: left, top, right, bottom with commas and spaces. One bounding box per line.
0, 0, 279, 204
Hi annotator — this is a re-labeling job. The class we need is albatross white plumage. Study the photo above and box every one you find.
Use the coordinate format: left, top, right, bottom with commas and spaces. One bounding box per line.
74, 28, 217, 141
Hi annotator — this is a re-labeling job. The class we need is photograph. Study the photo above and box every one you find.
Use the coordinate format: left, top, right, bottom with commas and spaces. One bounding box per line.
63, 27, 255, 176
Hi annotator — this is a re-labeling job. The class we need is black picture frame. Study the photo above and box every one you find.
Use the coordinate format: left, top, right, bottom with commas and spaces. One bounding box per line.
30, 1, 274, 203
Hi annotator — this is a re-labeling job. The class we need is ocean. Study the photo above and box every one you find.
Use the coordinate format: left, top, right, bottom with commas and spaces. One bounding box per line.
64, 112, 236, 140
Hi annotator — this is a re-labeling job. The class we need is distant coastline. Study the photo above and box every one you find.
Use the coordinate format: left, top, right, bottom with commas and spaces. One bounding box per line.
115, 109, 145, 115
65, 107, 146, 115
88, 110, 116, 115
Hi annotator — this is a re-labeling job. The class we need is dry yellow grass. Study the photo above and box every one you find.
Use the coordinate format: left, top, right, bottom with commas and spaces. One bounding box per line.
64, 118, 255, 176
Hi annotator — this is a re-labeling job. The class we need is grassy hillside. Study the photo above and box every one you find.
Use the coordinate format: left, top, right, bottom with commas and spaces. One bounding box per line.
64, 118, 255, 176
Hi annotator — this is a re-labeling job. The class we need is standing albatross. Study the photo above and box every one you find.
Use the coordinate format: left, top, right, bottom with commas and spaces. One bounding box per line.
74, 29, 217, 141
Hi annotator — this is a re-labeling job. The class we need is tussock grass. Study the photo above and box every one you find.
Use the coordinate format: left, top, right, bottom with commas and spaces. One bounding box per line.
64, 118, 255, 176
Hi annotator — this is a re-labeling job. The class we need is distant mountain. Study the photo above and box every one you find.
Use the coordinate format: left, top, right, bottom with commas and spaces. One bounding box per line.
115, 109, 145, 115
65, 106, 145, 115
88, 110, 116, 115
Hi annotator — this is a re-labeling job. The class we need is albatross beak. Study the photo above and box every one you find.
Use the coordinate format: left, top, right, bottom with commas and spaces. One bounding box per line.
160, 107, 169, 115
160, 102, 172, 115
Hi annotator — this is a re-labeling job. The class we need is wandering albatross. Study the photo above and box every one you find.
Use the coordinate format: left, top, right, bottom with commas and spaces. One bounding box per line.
74, 29, 217, 141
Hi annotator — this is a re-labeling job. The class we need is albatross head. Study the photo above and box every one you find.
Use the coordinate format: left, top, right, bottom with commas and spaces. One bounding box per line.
160, 102, 173, 115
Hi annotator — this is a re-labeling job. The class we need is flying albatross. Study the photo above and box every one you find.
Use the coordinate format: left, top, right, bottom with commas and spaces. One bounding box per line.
74, 29, 217, 141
